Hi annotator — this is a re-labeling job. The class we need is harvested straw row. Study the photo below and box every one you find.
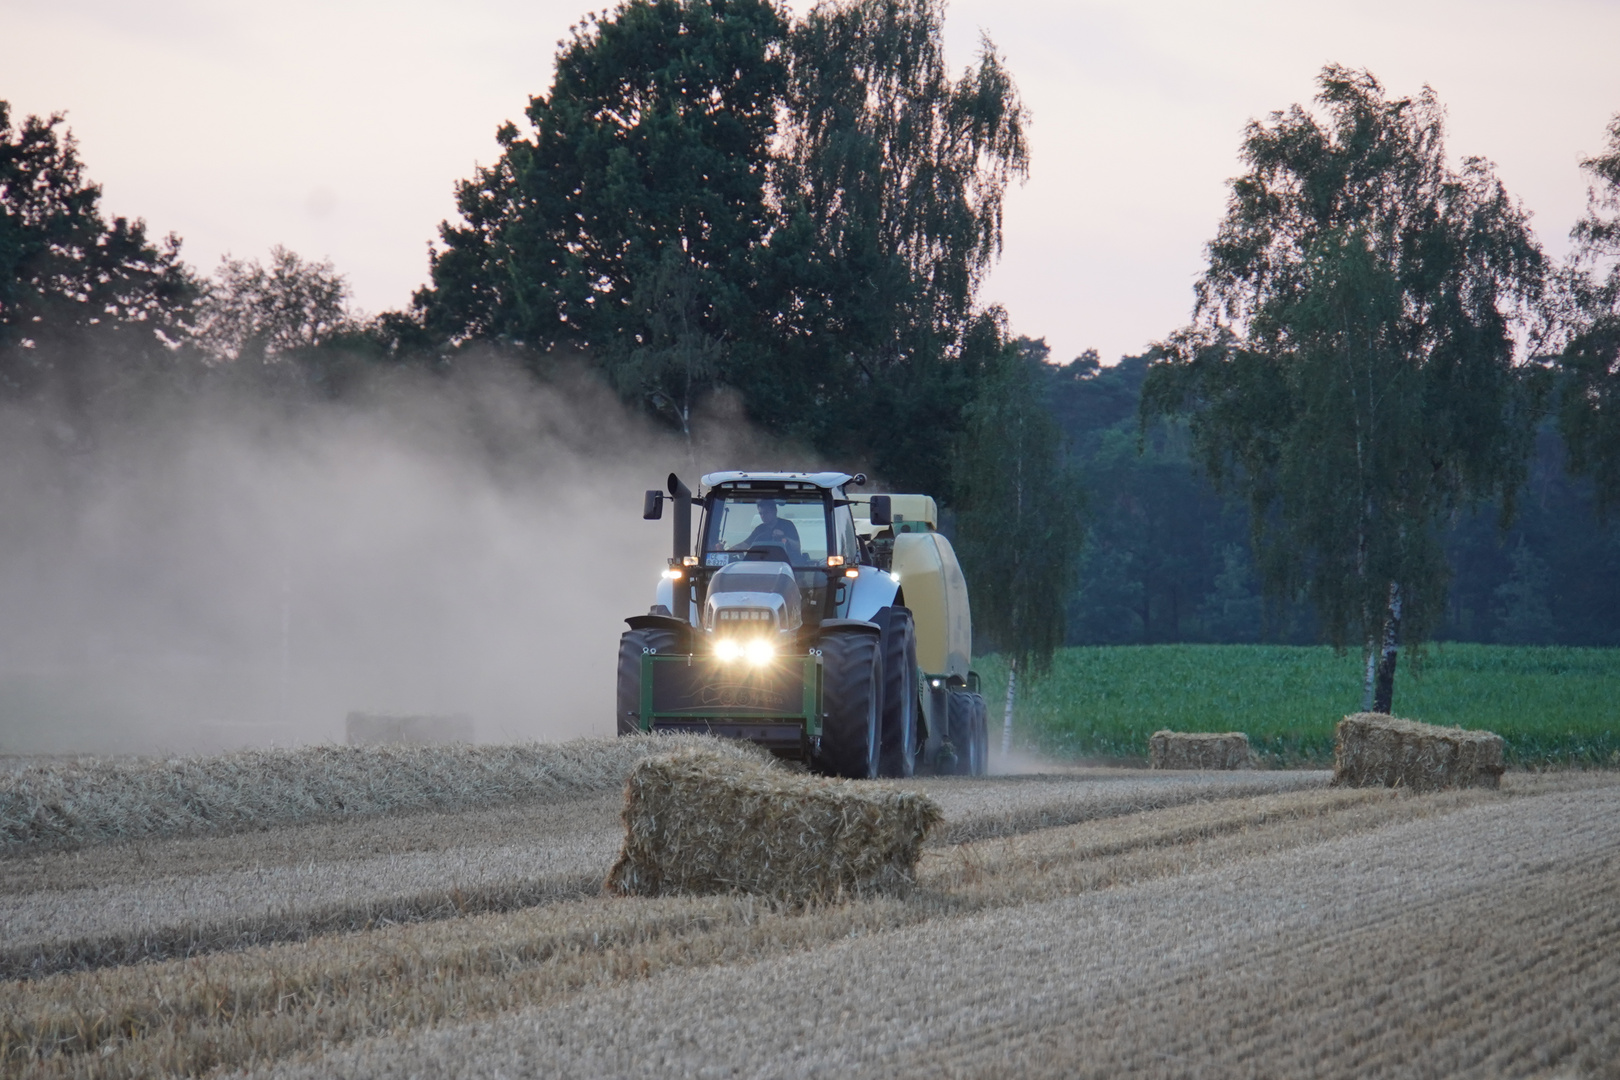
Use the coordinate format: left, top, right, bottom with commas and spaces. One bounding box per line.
2, 792, 622, 896
606, 749, 943, 903
436, 792, 1618, 1080
1148, 731, 1253, 770
0, 870, 603, 983
1, 773, 1326, 980
1332, 713, 1505, 792
920, 770, 1329, 846
4, 783, 1494, 1080
2, 892, 861, 1080
0, 734, 767, 853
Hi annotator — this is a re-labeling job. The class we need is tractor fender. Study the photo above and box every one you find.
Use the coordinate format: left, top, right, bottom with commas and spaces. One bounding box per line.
843, 566, 900, 622
624, 612, 693, 651
816, 617, 882, 636
653, 576, 700, 626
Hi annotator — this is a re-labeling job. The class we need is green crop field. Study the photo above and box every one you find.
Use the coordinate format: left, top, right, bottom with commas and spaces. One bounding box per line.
974, 644, 1620, 767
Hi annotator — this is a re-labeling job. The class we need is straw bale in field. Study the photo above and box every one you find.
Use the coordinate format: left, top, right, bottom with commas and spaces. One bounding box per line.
605, 748, 943, 904
1332, 713, 1505, 792
1149, 731, 1253, 770
346, 712, 475, 746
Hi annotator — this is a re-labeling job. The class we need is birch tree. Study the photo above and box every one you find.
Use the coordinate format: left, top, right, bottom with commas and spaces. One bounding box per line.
954, 331, 1084, 749
1554, 113, 1620, 513
1141, 67, 1544, 713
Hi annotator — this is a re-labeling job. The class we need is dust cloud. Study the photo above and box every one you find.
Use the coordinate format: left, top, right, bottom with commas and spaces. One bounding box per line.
0, 360, 791, 755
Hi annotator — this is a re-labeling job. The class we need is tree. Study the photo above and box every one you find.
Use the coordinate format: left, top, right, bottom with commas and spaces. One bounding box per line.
608, 248, 724, 442
412, 0, 1028, 499
1491, 540, 1555, 645
1141, 67, 1545, 714
416, 0, 787, 372
194, 245, 355, 364
1202, 543, 1264, 643
1553, 113, 1620, 513
0, 103, 198, 408
954, 332, 1084, 751
766, 0, 1029, 488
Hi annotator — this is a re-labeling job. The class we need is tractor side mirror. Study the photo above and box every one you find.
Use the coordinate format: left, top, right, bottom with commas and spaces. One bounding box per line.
868, 495, 892, 527
643, 490, 664, 520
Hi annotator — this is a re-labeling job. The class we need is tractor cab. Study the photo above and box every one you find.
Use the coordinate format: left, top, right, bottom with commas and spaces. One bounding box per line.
645, 471, 878, 636
697, 476, 861, 633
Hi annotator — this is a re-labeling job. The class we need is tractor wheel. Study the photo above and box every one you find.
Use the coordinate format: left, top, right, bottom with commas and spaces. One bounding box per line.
817, 627, 882, 779
616, 627, 678, 736
874, 606, 919, 778
970, 692, 990, 775
944, 688, 977, 776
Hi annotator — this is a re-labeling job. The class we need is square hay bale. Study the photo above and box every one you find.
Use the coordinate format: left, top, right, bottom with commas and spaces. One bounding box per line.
1148, 730, 1253, 770
605, 748, 942, 904
345, 712, 475, 746
1332, 713, 1505, 792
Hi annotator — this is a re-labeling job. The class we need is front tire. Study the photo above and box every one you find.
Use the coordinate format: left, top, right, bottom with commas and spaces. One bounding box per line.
616, 627, 678, 736
817, 628, 881, 779
874, 606, 919, 778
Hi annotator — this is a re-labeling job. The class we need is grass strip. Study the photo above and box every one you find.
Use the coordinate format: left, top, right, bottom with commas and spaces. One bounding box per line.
974, 643, 1620, 766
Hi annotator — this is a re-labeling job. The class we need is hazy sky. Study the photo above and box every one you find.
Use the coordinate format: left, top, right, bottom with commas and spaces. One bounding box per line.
7, 0, 1619, 365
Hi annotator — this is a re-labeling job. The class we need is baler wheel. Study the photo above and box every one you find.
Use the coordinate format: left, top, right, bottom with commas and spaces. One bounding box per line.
874, 606, 919, 778
945, 688, 981, 775
969, 692, 990, 775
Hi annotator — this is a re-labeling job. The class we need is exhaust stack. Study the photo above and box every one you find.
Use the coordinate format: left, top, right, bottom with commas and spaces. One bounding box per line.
667, 473, 692, 624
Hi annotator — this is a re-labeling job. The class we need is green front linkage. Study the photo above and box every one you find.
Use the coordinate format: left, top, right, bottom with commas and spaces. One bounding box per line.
638, 652, 824, 740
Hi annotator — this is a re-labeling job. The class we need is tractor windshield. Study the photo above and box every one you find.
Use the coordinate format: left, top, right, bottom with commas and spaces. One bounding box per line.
702, 493, 832, 566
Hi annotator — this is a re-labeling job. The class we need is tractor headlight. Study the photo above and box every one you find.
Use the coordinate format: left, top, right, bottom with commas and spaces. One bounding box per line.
715, 639, 744, 661
744, 639, 775, 666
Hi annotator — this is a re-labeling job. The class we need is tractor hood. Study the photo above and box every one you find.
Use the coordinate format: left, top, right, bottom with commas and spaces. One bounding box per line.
703, 561, 803, 634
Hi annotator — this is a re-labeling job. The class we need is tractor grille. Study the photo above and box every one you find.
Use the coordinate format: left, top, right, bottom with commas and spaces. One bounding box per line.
715, 607, 776, 628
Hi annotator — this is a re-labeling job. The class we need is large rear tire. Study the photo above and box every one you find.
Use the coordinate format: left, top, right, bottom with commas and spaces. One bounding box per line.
874, 606, 918, 778
616, 627, 678, 736
817, 628, 881, 779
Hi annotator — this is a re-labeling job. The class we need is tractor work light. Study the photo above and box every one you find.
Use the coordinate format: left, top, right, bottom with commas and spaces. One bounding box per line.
662, 567, 684, 580
826, 555, 845, 567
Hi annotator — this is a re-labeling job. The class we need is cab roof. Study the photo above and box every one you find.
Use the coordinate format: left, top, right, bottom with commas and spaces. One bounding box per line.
701, 471, 855, 492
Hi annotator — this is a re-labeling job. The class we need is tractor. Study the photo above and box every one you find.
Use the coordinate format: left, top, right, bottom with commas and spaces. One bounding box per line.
616, 470, 990, 778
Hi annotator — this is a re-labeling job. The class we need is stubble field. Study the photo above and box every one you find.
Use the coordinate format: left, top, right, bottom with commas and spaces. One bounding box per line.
2, 744, 1616, 1079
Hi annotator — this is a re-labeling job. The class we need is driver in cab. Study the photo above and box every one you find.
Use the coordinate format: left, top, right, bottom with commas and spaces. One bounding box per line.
735, 498, 801, 556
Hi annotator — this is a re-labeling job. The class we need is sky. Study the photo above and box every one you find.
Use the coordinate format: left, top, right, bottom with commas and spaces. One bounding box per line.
6, 0, 1620, 366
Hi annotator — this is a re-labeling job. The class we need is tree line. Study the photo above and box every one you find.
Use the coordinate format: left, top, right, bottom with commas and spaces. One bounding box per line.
1043, 347, 1620, 652
3, 8, 1618, 712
